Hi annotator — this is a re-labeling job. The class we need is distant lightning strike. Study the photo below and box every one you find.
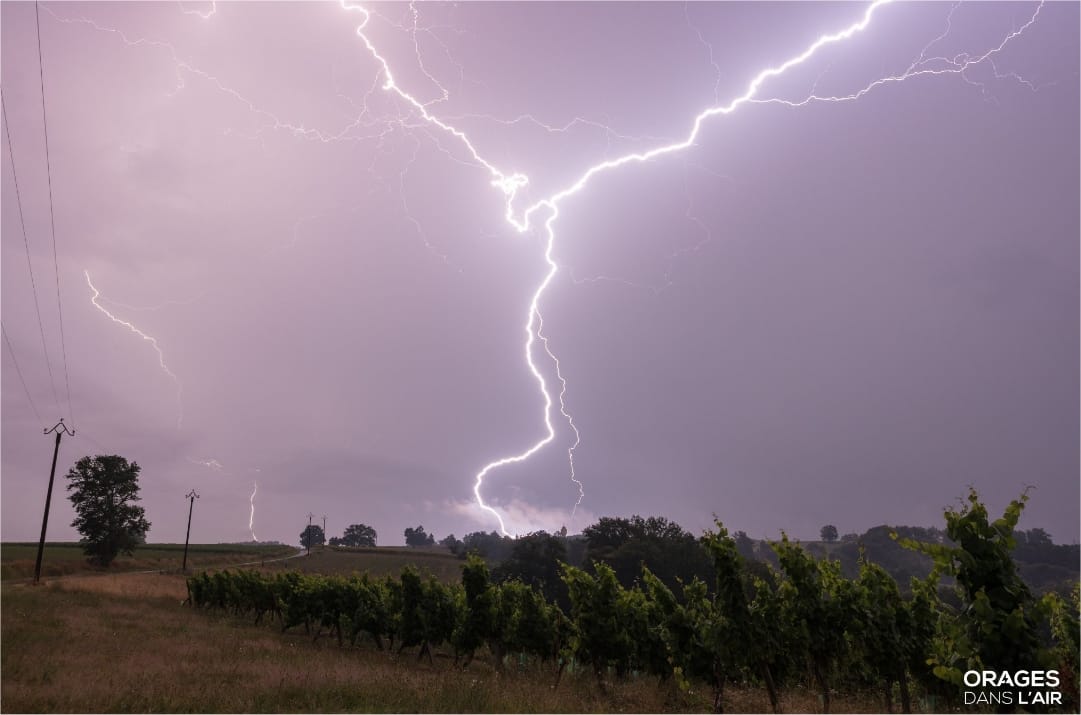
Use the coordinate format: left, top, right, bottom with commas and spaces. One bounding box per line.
249, 481, 258, 541
341, 0, 1044, 535
178, 2, 216, 21
85, 270, 183, 429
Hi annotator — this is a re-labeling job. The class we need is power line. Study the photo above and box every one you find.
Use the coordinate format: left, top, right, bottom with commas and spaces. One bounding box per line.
1, 322, 45, 425
34, 0, 75, 429
2, 94, 61, 414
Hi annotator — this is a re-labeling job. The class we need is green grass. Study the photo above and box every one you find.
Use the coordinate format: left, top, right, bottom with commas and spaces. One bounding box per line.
1, 542, 295, 581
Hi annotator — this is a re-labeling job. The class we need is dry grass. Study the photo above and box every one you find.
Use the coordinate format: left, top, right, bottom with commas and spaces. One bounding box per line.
2, 572, 888, 713
1, 542, 294, 581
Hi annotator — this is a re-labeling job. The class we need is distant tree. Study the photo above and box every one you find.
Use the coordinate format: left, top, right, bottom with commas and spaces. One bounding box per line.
66, 455, 151, 567
495, 531, 568, 607
300, 524, 325, 549
1026, 527, 1052, 545
439, 533, 463, 555
328, 536, 343, 546
404, 525, 435, 547
733, 530, 757, 560
820, 524, 839, 543
460, 531, 512, 561
340, 523, 377, 547
841, 532, 859, 543
583, 515, 714, 593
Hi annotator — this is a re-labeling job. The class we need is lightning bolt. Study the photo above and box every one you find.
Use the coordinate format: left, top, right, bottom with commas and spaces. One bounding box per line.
177, 2, 216, 21
85, 270, 183, 428
187, 456, 223, 471
340, 0, 1045, 536
249, 481, 258, 541
51, 2, 1044, 536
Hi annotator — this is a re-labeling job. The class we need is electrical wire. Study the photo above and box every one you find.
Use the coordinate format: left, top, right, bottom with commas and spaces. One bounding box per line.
1, 322, 45, 425
2, 94, 61, 414
35, 0, 75, 429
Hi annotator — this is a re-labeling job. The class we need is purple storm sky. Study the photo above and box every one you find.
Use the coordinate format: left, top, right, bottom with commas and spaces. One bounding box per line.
1, 1, 1077, 547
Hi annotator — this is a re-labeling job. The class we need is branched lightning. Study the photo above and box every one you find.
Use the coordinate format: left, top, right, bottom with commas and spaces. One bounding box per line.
340, 0, 1045, 536
49, 1, 1045, 537
85, 270, 183, 428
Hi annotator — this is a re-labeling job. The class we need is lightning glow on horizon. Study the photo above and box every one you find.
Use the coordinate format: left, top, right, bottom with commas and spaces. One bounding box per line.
85, 270, 184, 429
338, 0, 1046, 536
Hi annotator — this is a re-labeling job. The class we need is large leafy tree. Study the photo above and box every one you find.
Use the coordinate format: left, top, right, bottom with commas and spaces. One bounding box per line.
339, 523, 377, 547
494, 530, 568, 608
582, 515, 714, 593
300, 524, 325, 548
404, 525, 435, 547
66, 455, 151, 566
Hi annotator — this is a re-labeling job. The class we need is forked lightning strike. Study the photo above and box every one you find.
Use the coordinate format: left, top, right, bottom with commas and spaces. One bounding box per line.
85, 270, 183, 429
341, 0, 1043, 535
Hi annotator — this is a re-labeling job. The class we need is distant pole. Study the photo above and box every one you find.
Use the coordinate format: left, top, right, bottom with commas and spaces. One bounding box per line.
34, 419, 74, 585
182, 490, 200, 572
306, 512, 314, 556
322, 515, 326, 549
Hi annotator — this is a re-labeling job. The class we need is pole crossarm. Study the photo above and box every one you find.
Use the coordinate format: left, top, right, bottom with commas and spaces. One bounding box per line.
33, 419, 73, 583
43, 418, 74, 437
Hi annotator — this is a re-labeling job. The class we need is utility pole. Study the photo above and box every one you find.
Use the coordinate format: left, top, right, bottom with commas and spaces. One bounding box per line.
306, 512, 314, 556
322, 515, 327, 549
34, 419, 74, 585
182, 490, 200, 572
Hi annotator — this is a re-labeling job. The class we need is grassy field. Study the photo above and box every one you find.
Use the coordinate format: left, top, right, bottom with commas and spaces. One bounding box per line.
0, 542, 295, 581
273, 545, 464, 582
0, 571, 883, 713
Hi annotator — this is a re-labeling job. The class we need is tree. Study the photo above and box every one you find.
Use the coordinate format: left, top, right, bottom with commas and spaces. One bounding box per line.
66, 455, 151, 567
582, 515, 714, 593
404, 525, 435, 547
439, 533, 463, 555
461, 531, 514, 561
1025, 527, 1052, 545
300, 524, 325, 548
494, 531, 568, 608
820, 524, 839, 543
340, 523, 377, 547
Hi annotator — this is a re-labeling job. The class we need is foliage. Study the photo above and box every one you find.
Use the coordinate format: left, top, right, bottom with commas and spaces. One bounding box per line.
65, 455, 151, 567
582, 515, 714, 594
900, 488, 1051, 688
404, 525, 435, 547
460, 531, 515, 562
820, 524, 839, 543
439, 533, 464, 555
336, 523, 377, 548
300, 524, 325, 548
494, 530, 567, 608
184, 490, 1073, 713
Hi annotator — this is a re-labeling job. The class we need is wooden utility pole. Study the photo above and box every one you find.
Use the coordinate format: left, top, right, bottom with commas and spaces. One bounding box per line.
182, 490, 200, 572
322, 515, 327, 549
34, 419, 74, 585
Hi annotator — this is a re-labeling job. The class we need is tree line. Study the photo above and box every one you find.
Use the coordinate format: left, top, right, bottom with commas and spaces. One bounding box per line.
188, 489, 1079, 713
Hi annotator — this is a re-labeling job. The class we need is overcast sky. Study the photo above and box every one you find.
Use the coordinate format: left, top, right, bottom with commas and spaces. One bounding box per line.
2, 1, 1077, 547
